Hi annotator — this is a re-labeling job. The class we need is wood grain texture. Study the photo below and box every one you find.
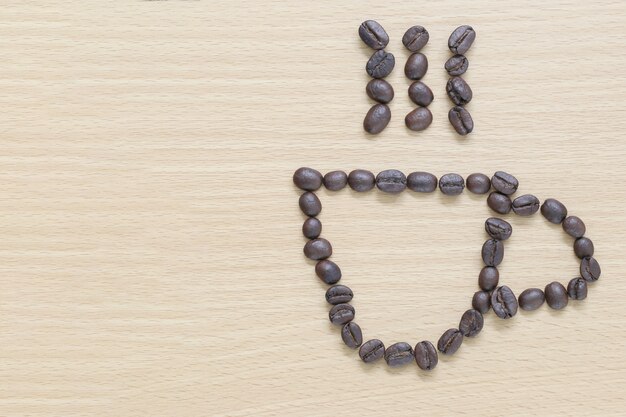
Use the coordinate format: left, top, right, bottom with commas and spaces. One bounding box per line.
1, 1, 626, 416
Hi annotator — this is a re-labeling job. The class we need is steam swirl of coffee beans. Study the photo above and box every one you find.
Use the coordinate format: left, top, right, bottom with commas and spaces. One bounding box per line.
403, 25, 433, 132
294, 167, 602, 371
446, 25, 476, 136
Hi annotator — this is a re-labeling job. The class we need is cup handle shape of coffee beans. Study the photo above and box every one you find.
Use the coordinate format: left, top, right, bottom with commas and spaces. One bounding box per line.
294, 167, 602, 371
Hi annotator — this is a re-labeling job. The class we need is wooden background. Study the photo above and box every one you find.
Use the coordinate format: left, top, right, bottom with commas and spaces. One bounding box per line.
1, 1, 626, 416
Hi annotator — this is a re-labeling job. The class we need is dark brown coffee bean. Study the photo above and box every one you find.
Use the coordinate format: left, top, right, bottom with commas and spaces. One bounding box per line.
366, 79, 394, 104
512, 194, 540, 216
402, 25, 429, 52
545, 281, 568, 310
363, 104, 391, 134
414, 341, 438, 371
448, 25, 476, 54
359, 339, 385, 363
323, 170, 348, 191
518, 288, 545, 311
448, 106, 473, 135
580, 257, 601, 282
446, 77, 472, 105
348, 169, 375, 192
293, 167, 322, 191
366, 50, 395, 78
491, 171, 518, 195
304, 238, 332, 260
407, 172, 438, 193
459, 309, 484, 337
485, 217, 512, 241
574, 237, 594, 259
384, 342, 414, 367
341, 322, 363, 349
562, 216, 586, 238
437, 328, 463, 355
325, 285, 353, 304
482, 239, 504, 266
472, 291, 491, 314
444, 54, 469, 76
299, 192, 321, 216
302, 217, 322, 239
408, 81, 434, 106
541, 198, 568, 224
491, 286, 518, 319
567, 277, 588, 300
315, 260, 341, 284
439, 173, 465, 195
405, 107, 433, 131
329, 303, 354, 325
376, 169, 407, 193
404, 53, 428, 80
487, 192, 512, 214
479, 266, 499, 291
359, 20, 389, 50
466, 173, 491, 194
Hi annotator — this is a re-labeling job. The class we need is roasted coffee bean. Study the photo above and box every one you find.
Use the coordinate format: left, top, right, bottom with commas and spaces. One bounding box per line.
459, 309, 483, 337
404, 53, 428, 80
448, 25, 476, 54
567, 277, 588, 300
444, 54, 469, 76
348, 169, 376, 192
437, 328, 463, 355
518, 288, 545, 311
325, 285, 353, 304
479, 266, 499, 291
482, 239, 504, 266
446, 77, 472, 105
304, 238, 332, 260
491, 286, 518, 319
485, 217, 512, 241
302, 217, 322, 239
448, 106, 474, 135
359, 339, 385, 363
366, 79, 394, 104
487, 192, 512, 214
512, 194, 540, 216
472, 291, 491, 314
315, 260, 341, 284
580, 256, 601, 282
341, 322, 363, 349
329, 303, 355, 325
407, 171, 438, 193
402, 25, 429, 52
366, 50, 395, 78
299, 192, 322, 216
541, 198, 568, 224
363, 104, 391, 134
405, 107, 433, 131
376, 169, 407, 193
408, 81, 434, 106
439, 173, 465, 195
562, 216, 586, 238
293, 167, 322, 191
466, 173, 491, 194
574, 237, 594, 259
384, 342, 414, 367
545, 281, 568, 310
323, 170, 348, 191
359, 20, 389, 50
491, 171, 518, 195
414, 341, 438, 371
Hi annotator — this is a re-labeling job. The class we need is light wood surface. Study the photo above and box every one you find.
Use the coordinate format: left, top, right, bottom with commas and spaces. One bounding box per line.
2, 1, 626, 416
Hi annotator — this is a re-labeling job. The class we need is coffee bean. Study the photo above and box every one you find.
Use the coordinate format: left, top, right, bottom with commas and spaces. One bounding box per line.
437, 328, 463, 355
541, 198, 568, 224
446, 77, 472, 105
448, 25, 476, 54
315, 260, 341, 284
444, 54, 469, 76
478, 268, 499, 293
402, 25, 429, 52
487, 192, 512, 214
323, 170, 348, 191
293, 167, 322, 191
459, 309, 484, 337
407, 171, 438, 193
466, 173, 491, 194
329, 303, 355, 325
302, 217, 322, 239
439, 173, 465, 195
405, 107, 433, 131
366, 50, 395, 78
366, 79, 394, 104
299, 192, 321, 216
491, 171, 518, 195
518, 288, 545, 311
482, 239, 504, 266
448, 106, 474, 135
359, 339, 385, 363
325, 285, 353, 304
404, 53, 428, 80
384, 342, 414, 367
472, 290, 491, 314
359, 20, 389, 50
580, 256, 601, 282
414, 341, 438, 371
485, 217, 512, 241
376, 169, 407, 193
545, 281, 568, 310
512, 194, 540, 216
341, 322, 363, 349
491, 286, 518, 319
408, 81, 434, 106
363, 104, 391, 134
348, 169, 375, 192
562, 216, 586, 238
567, 277, 588, 300
304, 238, 332, 260
574, 237, 594, 259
